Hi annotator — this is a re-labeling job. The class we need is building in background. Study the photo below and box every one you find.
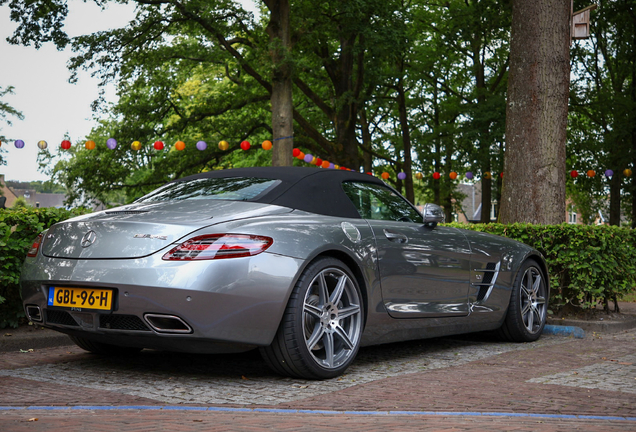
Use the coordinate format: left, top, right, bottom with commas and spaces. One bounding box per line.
0, 174, 66, 208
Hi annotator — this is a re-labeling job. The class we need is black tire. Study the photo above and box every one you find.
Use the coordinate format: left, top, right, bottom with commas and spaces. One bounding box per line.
69, 335, 142, 355
499, 259, 548, 342
260, 257, 364, 379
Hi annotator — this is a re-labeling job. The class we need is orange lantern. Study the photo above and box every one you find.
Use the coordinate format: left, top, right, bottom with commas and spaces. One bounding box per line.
321, 160, 330, 169
381, 172, 390, 180
85, 140, 96, 150
449, 171, 458, 180
587, 170, 596, 178
261, 140, 273, 150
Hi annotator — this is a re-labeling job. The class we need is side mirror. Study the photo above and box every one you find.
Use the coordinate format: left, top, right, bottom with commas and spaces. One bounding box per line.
422, 203, 445, 227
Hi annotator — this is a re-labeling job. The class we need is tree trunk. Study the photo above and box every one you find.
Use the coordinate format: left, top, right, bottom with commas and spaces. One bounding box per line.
396, 71, 415, 203
480, 173, 492, 223
609, 172, 622, 226
266, 0, 294, 167
359, 106, 374, 173
499, 0, 569, 224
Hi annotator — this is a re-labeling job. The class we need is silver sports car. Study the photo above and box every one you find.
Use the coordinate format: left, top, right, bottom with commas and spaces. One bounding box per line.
21, 167, 549, 379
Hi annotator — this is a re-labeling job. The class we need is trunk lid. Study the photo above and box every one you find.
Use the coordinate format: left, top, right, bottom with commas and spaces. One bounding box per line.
41, 200, 291, 259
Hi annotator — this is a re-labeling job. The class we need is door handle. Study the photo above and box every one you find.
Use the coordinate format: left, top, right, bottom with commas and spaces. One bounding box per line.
383, 229, 408, 244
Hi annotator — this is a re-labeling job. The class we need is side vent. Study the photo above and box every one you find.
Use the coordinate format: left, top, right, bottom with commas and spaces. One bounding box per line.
474, 261, 501, 302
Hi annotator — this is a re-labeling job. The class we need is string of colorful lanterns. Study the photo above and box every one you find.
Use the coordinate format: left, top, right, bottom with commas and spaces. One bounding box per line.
2, 138, 633, 181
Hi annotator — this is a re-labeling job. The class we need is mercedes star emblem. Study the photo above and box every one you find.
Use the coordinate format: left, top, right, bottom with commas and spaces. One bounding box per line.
81, 230, 97, 248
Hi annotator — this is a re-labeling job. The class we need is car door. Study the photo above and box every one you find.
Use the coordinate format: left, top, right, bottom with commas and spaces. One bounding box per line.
342, 181, 472, 318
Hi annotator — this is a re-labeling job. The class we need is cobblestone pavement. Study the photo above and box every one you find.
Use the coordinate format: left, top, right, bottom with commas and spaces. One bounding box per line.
0, 332, 566, 405
1, 329, 636, 431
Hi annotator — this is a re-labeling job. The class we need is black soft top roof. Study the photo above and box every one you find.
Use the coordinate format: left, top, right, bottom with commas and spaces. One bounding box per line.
174, 166, 387, 219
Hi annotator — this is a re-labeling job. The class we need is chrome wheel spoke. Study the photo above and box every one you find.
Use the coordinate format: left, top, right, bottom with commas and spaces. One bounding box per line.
323, 332, 335, 368
521, 284, 532, 299
329, 275, 346, 305
333, 324, 355, 350
304, 302, 322, 320
525, 305, 535, 330
521, 301, 532, 316
317, 272, 329, 304
338, 304, 360, 320
306, 325, 326, 351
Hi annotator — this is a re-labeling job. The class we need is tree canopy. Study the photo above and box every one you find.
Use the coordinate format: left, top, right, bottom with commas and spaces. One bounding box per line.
3, 0, 634, 226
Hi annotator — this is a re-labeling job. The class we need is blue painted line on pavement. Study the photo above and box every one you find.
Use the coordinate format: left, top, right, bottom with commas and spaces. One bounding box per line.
161, 406, 208, 411
1, 405, 635, 421
543, 324, 586, 338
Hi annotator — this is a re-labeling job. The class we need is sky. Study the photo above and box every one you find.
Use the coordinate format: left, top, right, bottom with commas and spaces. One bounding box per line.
0, 1, 136, 182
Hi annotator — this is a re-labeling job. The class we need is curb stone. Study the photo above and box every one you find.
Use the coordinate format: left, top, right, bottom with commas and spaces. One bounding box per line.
542, 324, 586, 338
547, 314, 636, 334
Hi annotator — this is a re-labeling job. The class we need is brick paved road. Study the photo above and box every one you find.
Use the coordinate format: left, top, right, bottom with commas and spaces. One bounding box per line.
1, 329, 636, 431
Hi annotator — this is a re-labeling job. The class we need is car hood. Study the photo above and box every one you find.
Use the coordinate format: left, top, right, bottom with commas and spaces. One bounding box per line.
41, 200, 293, 259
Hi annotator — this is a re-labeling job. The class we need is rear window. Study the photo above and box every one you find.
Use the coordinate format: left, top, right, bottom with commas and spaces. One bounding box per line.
135, 177, 280, 203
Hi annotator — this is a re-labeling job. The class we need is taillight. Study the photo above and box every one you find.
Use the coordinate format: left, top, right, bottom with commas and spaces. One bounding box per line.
162, 234, 273, 261
27, 233, 44, 257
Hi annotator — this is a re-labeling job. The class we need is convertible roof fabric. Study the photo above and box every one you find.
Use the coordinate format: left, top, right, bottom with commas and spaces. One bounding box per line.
174, 166, 387, 219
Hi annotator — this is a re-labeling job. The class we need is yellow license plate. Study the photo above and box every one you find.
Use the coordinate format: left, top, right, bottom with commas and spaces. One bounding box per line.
47, 287, 113, 311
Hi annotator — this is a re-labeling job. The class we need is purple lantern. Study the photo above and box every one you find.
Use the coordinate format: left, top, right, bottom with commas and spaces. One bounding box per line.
304, 154, 313, 163
397, 172, 406, 180
14, 139, 25, 149
328, 163, 335, 169
106, 138, 117, 150
196, 140, 207, 151
605, 169, 614, 178
465, 171, 474, 180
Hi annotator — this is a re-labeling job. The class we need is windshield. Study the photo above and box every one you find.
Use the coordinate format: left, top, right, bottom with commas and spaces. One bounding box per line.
135, 177, 281, 203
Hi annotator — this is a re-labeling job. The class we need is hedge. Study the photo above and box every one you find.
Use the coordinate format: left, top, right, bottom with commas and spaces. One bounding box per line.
0, 207, 90, 328
1, 208, 635, 327
446, 222, 636, 312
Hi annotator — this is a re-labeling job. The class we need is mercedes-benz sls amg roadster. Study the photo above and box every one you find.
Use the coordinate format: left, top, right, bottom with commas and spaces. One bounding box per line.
21, 167, 549, 379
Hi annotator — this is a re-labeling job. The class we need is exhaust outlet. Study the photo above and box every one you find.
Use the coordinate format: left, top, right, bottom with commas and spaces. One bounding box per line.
144, 314, 192, 334
26, 305, 42, 322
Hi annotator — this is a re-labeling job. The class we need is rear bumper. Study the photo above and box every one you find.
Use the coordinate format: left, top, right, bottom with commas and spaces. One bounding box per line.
20, 251, 303, 351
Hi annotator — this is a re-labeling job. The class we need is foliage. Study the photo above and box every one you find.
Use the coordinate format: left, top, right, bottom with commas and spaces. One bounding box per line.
11, 197, 31, 209
569, 0, 636, 226
0, 206, 90, 328
0, 84, 25, 166
447, 222, 636, 311
3, 0, 634, 226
